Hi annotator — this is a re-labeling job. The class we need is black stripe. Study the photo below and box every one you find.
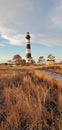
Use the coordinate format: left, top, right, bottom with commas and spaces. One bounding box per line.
26, 35, 30, 39
26, 44, 30, 49
26, 53, 31, 58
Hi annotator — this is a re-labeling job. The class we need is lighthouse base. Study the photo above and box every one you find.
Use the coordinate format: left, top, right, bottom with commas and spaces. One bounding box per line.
26, 58, 32, 64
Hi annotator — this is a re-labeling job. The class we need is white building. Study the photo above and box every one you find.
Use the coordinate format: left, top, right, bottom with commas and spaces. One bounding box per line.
46, 54, 55, 65
46, 59, 55, 65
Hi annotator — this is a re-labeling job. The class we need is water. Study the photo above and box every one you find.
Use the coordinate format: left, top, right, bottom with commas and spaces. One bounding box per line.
40, 70, 62, 82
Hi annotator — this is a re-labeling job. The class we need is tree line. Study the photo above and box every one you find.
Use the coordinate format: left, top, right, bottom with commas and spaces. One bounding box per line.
7, 54, 55, 65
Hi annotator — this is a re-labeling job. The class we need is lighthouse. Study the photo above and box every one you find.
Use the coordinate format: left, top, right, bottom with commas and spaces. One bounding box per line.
25, 32, 31, 63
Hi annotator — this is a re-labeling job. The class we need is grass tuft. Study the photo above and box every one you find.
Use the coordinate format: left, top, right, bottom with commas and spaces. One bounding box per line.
0, 70, 62, 130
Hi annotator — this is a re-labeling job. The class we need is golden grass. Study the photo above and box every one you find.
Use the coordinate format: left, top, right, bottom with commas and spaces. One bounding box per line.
0, 69, 62, 130
39, 63, 62, 75
45, 65, 62, 75
0, 63, 62, 74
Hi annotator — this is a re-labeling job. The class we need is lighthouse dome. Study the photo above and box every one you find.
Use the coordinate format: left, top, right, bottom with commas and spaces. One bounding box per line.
25, 32, 31, 39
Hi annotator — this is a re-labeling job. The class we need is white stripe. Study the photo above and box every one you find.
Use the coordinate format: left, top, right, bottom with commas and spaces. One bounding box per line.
26, 39, 30, 44
26, 49, 31, 54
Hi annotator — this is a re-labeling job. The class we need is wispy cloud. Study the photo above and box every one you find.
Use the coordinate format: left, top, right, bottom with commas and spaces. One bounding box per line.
1, 34, 25, 45
31, 33, 62, 46
0, 43, 5, 47
51, 1, 62, 28
0, 0, 62, 46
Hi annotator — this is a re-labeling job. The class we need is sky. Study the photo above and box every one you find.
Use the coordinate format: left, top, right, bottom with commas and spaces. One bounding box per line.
0, 0, 62, 62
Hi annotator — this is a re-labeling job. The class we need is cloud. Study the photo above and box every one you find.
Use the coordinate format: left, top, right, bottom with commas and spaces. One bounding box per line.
1, 34, 25, 45
0, 0, 62, 46
51, 1, 62, 27
31, 33, 62, 46
0, 43, 5, 47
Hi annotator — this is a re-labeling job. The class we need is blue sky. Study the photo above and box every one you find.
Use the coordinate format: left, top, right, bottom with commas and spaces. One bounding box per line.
0, 0, 62, 62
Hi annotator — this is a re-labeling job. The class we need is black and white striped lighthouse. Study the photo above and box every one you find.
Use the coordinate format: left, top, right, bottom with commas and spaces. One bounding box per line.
25, 32, 31, 63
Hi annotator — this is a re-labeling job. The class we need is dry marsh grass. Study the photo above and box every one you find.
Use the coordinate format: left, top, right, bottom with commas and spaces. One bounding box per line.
25, 63, 62, 75
0, 63, 62, 75
0, 70, 62, 130
44, 64, 62, 75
